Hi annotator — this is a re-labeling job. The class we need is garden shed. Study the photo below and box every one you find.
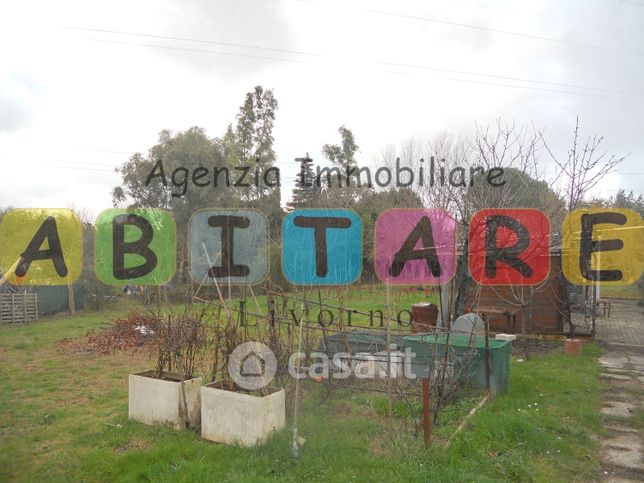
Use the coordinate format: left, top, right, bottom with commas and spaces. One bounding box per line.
464, 250, 567, 335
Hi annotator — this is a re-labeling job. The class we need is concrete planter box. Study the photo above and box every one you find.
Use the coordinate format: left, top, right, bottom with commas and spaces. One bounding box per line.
201, 382, 285, 447
128, 370, 202, 430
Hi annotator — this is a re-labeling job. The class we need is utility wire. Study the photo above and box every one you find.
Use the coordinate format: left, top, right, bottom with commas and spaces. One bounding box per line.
365, 8, 644, 58
384, 68, 643, 102
445, 0, 620, 31
380, 61, 644, 99
67, 30, 644, 102
60, 160, 120, 167
64, 26, 323, 58
297, 0, 642, 31
86, 38, 304, 64
617, 0, 644, 6
43, 165, 117, 172
74, 148, 135, 154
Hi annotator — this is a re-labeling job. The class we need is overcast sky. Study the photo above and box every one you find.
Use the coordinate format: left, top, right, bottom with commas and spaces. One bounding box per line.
1, 0, 643, 218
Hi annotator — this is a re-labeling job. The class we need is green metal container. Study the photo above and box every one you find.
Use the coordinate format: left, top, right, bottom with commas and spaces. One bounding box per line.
322, 331, 407, 355
403, 333, 511, 394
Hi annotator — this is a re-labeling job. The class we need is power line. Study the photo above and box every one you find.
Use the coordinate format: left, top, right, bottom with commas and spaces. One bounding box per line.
46, 159, 123, 167
606, 188, 644, 191
384, 68, 643, 102
380, 61, 644, 99
64, 160, 120, 167
64, 26, 323, 58
297, 0, 641, 32
86, 38, 305, 65
44, 165, 117, 172
447, 0, 617, 31
69, 28, 644, 102
617, 0, 644, 6
74, 147, 135, 154
366, 8, 644, 58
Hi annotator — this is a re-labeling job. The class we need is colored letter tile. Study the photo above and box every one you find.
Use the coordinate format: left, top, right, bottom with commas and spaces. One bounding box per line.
374, 209, 456, 285
469, 209, 550, 285
95, 208, 176, 285
189, 209, 268, 285
283, 209, 362, 285
562, 208, 644, 286
0, 209, 82, 286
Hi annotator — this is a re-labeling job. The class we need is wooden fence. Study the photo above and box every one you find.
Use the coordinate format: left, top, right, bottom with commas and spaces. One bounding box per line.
0, 293, 38, 324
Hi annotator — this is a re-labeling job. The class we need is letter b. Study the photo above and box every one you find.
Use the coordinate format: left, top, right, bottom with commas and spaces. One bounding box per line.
95, 209, 176, 285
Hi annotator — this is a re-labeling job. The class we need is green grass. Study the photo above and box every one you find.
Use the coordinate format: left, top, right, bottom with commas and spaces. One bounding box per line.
0, 292, 603, 482
600, 284, 641, 300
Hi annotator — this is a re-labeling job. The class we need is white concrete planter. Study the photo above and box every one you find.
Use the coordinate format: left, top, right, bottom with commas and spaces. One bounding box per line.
128, 370, 202, 430
201, 382, 285, 447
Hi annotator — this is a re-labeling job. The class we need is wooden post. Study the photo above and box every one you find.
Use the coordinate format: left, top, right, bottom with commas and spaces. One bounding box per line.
303, 288, 310, 354
67, 282, 76, 316
385, 284, 393, 419
422, 377, 432, 448
21, 292, 27, 322
484, 318, 490, 392
268, 293, 275, 333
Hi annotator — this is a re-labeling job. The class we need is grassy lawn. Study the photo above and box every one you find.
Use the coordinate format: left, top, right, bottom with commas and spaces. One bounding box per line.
600, 284, 641, 300
0, 295, 603, 482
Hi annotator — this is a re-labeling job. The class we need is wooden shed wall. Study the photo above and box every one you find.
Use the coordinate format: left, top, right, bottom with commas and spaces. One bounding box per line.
465, 253, 566, 335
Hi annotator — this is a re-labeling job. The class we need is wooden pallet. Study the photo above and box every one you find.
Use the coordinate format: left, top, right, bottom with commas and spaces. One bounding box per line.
0, 293, 38, 324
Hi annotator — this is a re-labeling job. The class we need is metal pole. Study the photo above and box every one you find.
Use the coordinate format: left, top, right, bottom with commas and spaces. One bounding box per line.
292, 299, 305, 458
268, 294, 275, 334
422, 377, 432, 448
386, 284, 393, 419
485, 318, 491, 393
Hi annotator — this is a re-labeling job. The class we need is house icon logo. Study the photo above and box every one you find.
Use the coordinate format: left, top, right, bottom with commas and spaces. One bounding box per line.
228, 341, 277, 390
240, 351, 265, 377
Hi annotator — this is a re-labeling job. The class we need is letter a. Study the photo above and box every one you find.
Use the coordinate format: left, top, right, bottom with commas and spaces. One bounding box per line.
389, 217, 441, 277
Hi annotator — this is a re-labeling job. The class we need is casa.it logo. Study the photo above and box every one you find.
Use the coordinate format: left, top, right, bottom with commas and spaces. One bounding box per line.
228, 342, 278, 391
227, 341, 419, 390
0, 207, 643, 287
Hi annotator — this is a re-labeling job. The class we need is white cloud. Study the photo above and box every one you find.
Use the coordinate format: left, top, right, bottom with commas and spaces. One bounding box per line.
0, 0, 643, 214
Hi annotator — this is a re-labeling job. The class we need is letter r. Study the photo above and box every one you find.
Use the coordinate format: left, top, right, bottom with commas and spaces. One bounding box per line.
469, 209, 550, 285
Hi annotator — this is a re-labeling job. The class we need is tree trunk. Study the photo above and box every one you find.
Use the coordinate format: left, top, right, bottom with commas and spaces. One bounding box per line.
454, 237, 471, 318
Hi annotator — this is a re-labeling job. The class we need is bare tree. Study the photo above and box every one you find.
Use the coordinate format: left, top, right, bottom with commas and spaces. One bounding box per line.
540, 117, 626, 211
451, 121, 548, 318
373, 119, 622, 344
539, 117, 626, 339
373, 123, 559, 328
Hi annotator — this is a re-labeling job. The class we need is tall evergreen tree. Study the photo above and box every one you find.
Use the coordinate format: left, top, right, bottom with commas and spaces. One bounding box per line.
322, 125, 359, 170
287, 154, 320, 210
320, 125, 363, 207
234, 86, 279, 203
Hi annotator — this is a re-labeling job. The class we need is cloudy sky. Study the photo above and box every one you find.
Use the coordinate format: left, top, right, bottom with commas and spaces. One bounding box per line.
1, 0, 643, 218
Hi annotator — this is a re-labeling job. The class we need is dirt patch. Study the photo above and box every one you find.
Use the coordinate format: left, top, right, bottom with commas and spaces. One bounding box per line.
511, 339, 559, 357
57, 312, 159, 356
114, 437, 149, 453
600, 373, 631, 382
601, 401, 637, 418
206, 380, 282, 397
